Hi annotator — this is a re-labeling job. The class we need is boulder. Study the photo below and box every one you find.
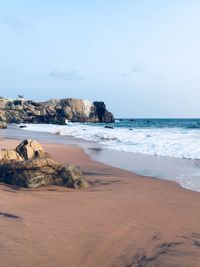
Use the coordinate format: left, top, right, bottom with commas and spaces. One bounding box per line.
15, 139, 48, 160
0, 139, 88, 189
0, 139, 47, 163
0, 158, 87, 189
0, 121, 7, 129
0, 149, 22, 162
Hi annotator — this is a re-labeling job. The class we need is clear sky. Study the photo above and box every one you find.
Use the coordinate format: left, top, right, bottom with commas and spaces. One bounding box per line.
0, 0, 199, 118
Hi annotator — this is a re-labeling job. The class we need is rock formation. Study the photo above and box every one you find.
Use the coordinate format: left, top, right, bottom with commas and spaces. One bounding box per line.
93, 101, 115, 123
0, 139, 88, 189
0, 97, 115, 125
0, 110, 7, 129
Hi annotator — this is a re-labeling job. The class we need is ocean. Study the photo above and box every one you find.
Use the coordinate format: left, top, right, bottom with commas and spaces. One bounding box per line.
22, 118, 200, 160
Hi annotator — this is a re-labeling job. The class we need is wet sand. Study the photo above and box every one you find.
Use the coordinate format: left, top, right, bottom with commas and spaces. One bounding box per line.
0, 139, 200, 267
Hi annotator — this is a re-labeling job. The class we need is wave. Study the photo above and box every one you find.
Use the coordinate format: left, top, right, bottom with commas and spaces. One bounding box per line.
185, 125, 200, 129
20, 123, 200, 160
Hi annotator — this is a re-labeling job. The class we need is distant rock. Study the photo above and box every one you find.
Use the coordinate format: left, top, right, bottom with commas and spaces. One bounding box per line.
0, 97, 115, 125
0, 139, 88, 189
0, 110, 7, 129
93, 101, 115, 123
0, 121, 7, 129
104, 126, 114, 129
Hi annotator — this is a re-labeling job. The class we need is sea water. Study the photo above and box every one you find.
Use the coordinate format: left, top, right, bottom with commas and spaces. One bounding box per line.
22, 119, 200, 160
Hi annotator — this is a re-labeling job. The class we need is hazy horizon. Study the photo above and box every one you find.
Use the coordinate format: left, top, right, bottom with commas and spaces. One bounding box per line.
0, 0, 200, 118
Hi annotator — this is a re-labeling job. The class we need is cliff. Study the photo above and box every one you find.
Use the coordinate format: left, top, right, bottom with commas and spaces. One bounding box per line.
0, 98, 115, 126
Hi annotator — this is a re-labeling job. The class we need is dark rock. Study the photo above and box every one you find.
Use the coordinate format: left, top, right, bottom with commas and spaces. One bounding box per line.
0, 158, 87, 189
104, 126, 114, 129
0, 139, 88, 189
93, 101, 115, 123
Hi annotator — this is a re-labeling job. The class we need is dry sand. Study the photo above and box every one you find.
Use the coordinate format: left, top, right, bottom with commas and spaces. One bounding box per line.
0, 139, 200, 267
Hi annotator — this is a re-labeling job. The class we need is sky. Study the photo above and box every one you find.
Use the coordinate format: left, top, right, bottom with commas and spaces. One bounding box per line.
0, 0, 200, 118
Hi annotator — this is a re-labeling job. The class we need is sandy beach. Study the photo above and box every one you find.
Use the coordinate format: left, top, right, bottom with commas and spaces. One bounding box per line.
1, 0, 200, 266
0, 139, 200, 267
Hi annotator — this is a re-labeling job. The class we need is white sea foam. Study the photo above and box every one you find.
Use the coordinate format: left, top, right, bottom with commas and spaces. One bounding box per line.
179, 172, 200, 192
21, 123, 200, 160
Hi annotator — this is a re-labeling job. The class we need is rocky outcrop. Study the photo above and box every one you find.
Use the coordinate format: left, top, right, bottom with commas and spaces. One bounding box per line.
0, 97, 115, 125
0, 139, 88, 189
0, 110, 7, 129
0, 121, 7, 129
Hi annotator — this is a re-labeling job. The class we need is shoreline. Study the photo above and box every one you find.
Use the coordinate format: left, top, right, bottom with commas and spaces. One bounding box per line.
0, 138, 200, 266
0, 137, 183, 191
1, 124, 200, 192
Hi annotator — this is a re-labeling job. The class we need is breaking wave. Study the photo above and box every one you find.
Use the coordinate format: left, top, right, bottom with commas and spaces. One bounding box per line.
21, 123, 200, 160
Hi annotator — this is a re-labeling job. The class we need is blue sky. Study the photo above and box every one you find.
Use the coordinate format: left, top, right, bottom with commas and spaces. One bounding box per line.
0, 0, 200, 118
